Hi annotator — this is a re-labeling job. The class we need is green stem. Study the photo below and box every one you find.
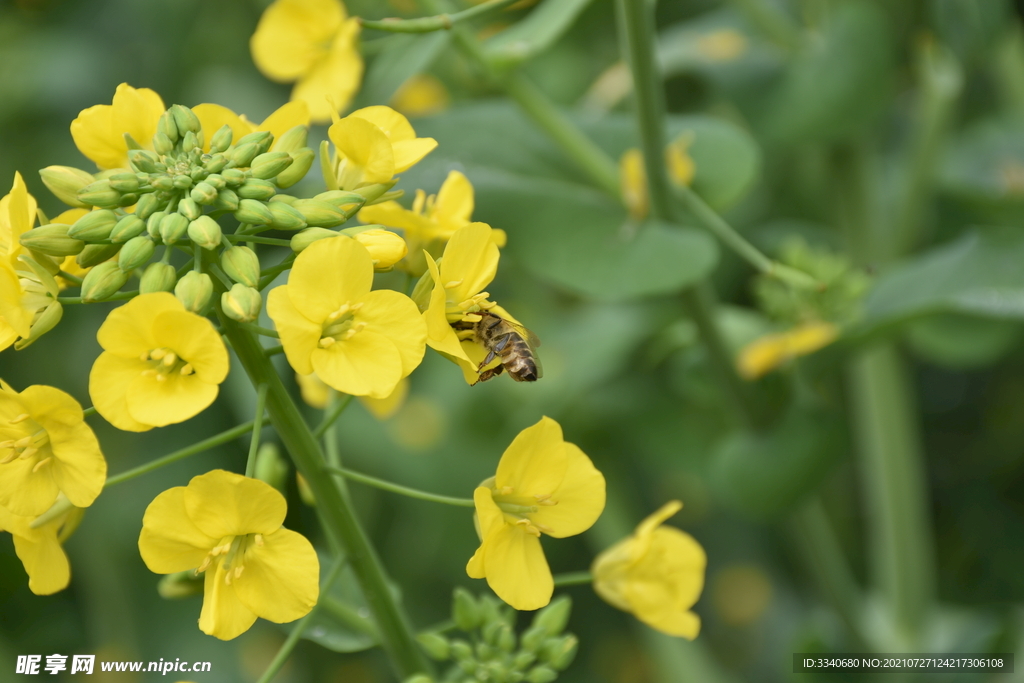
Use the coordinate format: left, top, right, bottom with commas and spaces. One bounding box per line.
58, 270, 83, 285
552, 571, 593, 587
223, 234, 294, 247
313, 393, 354, 439
219, 318, 430, 678
360, 0, 518, 33
104, 420, 256, 488
240, 323, 280, 339
82, 406, 97, 418
324, 465, 476, 507
58, 290, 138, 304
259, 254, 297, 290
256, 558, 348, 683
265, 344, 285, 356
245, 384, 269, 478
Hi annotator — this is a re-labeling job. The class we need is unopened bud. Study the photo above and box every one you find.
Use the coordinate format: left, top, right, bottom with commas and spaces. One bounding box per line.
117, 192, 139, 208
526, 666, 557, 683
76, 243, 120, 268
222, 168, 246, 186
177, 197, 202, 221
213, 188, 240, 212
107, 172, 139, 194
134, 193, 161, 221
275, 147, 315, 189
513, 652, 536, 670
153, 131, 174, 156
403, 676, 434, 683
416, 632, 451, 661
16, 301, 62, 351
117, 235, 155, 272
453, 588, 482, 631
292, 199, 344, 227
269, 193, 298, 205
174, 271, 213, 314
221, 245, 260, 287
187, 215, 223, 249
236, 130, 273, 152
253, 443, 288, 492
140, 262, 177, 293
204, 174, 226, 190
268, 201, 306, 231
237, 178, 277, 201
128, 149, 162, 173
20, 224, 84, 257
146, 210, 167, 238
181, 130, 200, 153
290, 228, 337, 253
204, 154, 228, 173
353, 179, 398, 204
497, 624, 516, 653
151, 175, 175, 192
227, 142, 260, 168
221, 283, 262, 322
347, 228, 406, 270
108, 215, 147, 243
170, 104, 201, 136
157, 111, 179, 143
81, 261, 129, 302
157, 570, 204, 600
533, 596, 571, 636
39, 166, 94, 208
68, 209, 118, 241
450, 640, 473, 662
209, 124, 233, 153
521, 626, 547, 654
296, 472, 316, 506
172, 175, 193, 191
542, 634, 578, 671
234, 198, 274, 225
77, 180, 120, 208
316, 190, 365, 212
274, 125, 308, 154
250, 151, 293, 180
159, 213, 190, 244
190, 181, 218, 205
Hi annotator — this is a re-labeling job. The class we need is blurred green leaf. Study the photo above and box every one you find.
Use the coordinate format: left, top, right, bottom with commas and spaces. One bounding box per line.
941, 117, 1024, 206
483, 0, 596, 68
904, 314, 1023, 369
929, 0, 1012, 64
299, 562, 379, 653
355, 32, 451, 109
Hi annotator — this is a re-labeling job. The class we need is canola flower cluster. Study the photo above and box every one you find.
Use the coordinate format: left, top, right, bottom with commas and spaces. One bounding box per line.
0, 0, 708, 661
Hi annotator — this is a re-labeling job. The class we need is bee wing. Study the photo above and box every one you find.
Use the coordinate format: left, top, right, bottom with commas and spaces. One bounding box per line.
506, 320, 541, 348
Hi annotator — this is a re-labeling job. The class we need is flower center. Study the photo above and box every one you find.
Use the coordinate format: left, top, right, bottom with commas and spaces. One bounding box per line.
0, 414, 50, 468
319, 301, 365, 348
445, 289, 496, 324
195, 532, 265, 585
139, 347, 194, 381
491, 486, 558, 537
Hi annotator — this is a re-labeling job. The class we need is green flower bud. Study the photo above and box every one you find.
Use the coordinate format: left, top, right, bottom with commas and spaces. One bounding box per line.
39, 166, 94, 208
403, 676, 434, 683
15, 301, 63, 351
541, 635, 577, 671
210, 124, 233, 153
157, 111, 179, 143
450, 640, 473, 662
269, 193, 298, 205
153, 131, 174, 156
152, 175, 175, 192
483, 621, 503, 646
214, 188, 240, 212
520, 626, 547, 654
476, 642, 494, 661
76, 243, 120, 268
228, 142, 260, 168
118, 235, 156, 271
525, 666, 557, 683
498, 625, 516, 653
234, 198, 274, 225
170, 104, 201, 136
187, 215, 223, 249
20, 224, 84, 257
316, 190, 365, 211
107, 172, 139, 194
157, 570, 204, 600
237, 178, 277, 201
81, 261, 129, 302
221, 246, 260, 287
372, 189, 405, 205
268, 201, 307, 231
134, 193, 161, 221
200, 155, 224, 175
353, 179, 398, 205
181, 130, 200, 152
533, 596, 571, 636
117, 192, 140, 207
204, 173, 227, 190
140, 262, 177, 293
174, 271, 213, 314
68, 209, 118, 241
416, 632, 451, 661
110, 214, 147, 243
146, 210, 167, 238
513, 652, 536, 671
177, 196, 201, 221
128, 149, 162, 173
190, 181, 218, 205
453, 588, 482, 632
290, 227, 337, 253
172, 175, 193, 190
274, 124, 308, 154
292, 199, 344, 227
77, 180, 120, 208
122, 132, 144, 151
222, 168, 247, 186
250, 151, 293, 180
220, 283, 262, 322
275, 147, 315, 189
159, 213, 190, 244
253, 443, 288, 493
236, 130, 273, 152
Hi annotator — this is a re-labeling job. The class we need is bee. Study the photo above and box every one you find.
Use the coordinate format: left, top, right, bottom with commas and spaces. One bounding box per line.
455, 311, 542, 383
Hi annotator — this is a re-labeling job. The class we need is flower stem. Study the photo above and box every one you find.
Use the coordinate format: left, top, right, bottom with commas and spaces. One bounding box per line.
240, 323, 280, 339
223, 234, 293, 247
360, 0, 518, 33
552, 571, 593, 587
82, 406, 97, 418
313, 393, 354, 439
219, 318, 431, 678
57, 270, 83, 285
323, 465, 476, 507
58, 290, 139, 304
259, 254, 296, 290
245, 384, 268, 478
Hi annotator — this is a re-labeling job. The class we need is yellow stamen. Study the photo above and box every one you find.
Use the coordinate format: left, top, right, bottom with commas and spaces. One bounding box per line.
234, 565, 244, 579
161, 352, 177, 366
139, 351, 151, 361
9, 413, 31, 424
19, 447, 38, 460
0, 451, 17, 465
444, 280, 463, 289
500, 486, 514, 495
0, 440, 14, 449
14, 436, 32, 448
150, 348, 167, 360
462, 313, 482, 323
31, 456, 52, 473
180, 364, 194, 376
155, 374, 166, 382
254, 534, 264, 547
319, 337, 336, 348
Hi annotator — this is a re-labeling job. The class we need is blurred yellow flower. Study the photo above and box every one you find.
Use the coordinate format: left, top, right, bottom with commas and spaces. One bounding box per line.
268, 236, 426, 398
295, 371, 408, 419
711, 564, 772, 626
0, 502, 80, 595
250, 0, 363, 123
70, 83, 165, 170
467, 417, 605, 611
390, 73, 450, 118
736, 321, 839, 380
327, 106, 437, 193
0, 382, 105, 517
592, 501, 706, 639
89, 293, 229, 432
138, 470, 319, 640
666, 132, 696, 187
696, 29, 748, 62
191, 101, 310, 153
620, 148, 648, 220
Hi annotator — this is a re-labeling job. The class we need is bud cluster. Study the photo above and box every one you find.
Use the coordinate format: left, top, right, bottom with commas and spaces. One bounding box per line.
407, 590, 578, 683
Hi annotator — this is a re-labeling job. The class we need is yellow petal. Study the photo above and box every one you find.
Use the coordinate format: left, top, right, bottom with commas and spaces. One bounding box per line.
288, 236, 372, 323
357, 289, 426, 377
422, 252, 471, 361
625, 527, 706, 639
390, 73, 450, 119
292, 18, 363, 124
250, 0, 344, 82
349, 106, 436, 172
310, 330, 403, 398
139, 486, 220, 573
151, 309, 229, 383
358, 201, 434, 235
529, 442, 605, 538
259, 101, 311, 140
2, 509, 70, 596
199, 560, 259, 640
483, 524, 553, 611
192, 104, 254, 152
126, 371, 219, 428
0, 171, 37, 262
267, 286, 320, 375
0, 260, 30, 338
434, 171, 475, 228
328, 116, 394, 187
359, 376, 408, 420
0, 450, 58, 516
96, 292, 181, 358
295, 371, 331, 409
635, 501, 683, 544
495, 417, 568, 496
440, 223, 499, 303
635, 605, 702, 639
71, 83, 164, 170
184, 470, 288, 540
232, 528, 319, 623
89, 352, 153, 432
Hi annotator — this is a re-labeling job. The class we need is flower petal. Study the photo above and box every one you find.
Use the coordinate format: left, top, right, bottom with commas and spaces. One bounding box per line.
440, 223, 498, 303
0, 172, 37, 263
199, 560, 259, 640
0, 261, 30, 338
97, 292, 181, 358
151, 309, 229, 383
310, 329, 403, 398
434, 171, 474, 228
357, 201, 434, 235
349, 106, 436, 172
71, 84, 163, 170
192, 104, 253, 152
233, 528, 319, 623
529, 442, 605, 538
357, 289, 426, 376
495, 416, 568, 496
183, 470, 287, 539
260, 101, 311, 140
328, 116, 394, 187
634, 605, 702, 639
250, 0, 343, 82
292, 18, 363, 124
482, 524, 553, 611
7, 516, 70, 595
45, 420, 106, 510
139, 486, 220, 573
0, 452, 58, 516
422, 252, 470, 361
267, 286, 320, 375
89, 352, 153, 432
289, 235, 373, 322
126, 370, 219, 428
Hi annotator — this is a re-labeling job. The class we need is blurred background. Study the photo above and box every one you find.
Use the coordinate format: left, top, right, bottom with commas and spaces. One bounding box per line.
2, 0, 1024, 681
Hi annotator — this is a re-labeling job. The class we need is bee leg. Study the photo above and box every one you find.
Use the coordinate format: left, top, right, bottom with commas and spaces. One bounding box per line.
492, 334, 511, 352
478, 350, 497, 369
478, 365, 504, 382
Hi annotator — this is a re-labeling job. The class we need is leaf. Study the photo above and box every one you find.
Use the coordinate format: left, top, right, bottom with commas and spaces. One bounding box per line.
940, 116, 1024, 207
298, 563, 378, 653
483, 0, 597, 68
904, 314, 1023, 369
354, 32, 451, 109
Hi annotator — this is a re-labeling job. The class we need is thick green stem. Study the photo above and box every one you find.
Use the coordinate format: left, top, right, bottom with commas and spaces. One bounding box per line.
361, 0, 518, 33
245, 384, 268, 478
552, 571, 593, 587
219, 317, 431, 678
325, 465, 476, 507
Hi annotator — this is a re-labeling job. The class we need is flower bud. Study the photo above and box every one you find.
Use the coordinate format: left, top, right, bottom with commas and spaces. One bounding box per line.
290, 227, 337, 253
190, 181, 218, 205
520, 626, 547, 654
513, 652, 536, 670
275, 147, 315, 189
153, 131, 174, 156
235, 130, 273, 153
181, 130, 200, 153
39, 166, 94, 208
222, 168, 247, 186
296, 472, 316, 506
204, 153, 228, 173
128, 149, 162, 173
117, 192, 139, 207
108, 215, 146, 243
76, 243, 120, 268
159, 213, 190, 244
497, 625, 516, 653
316, 190, 365, 212
77, 180, 120, 208
134, 192, 161, 221
107, 172, 139, 194
227, 142, 260, 168
204, 173, 226, 190
253, 443, 288, 493
157, 111, 179, 143
482, 620, 503, 646
20, 224, 84, 256
250, 151, 293, 180
214, 188, 240, 212
274, 125, 308, 154
541, 635, 578, 671
221, 245, 260, 287
475, 642, 494, 661
353, 179, 398, 204
403, 676, 434, 683
209, 124, 233, 153
292, 199, 345, 227
220, 283, 262, 322
268, 201, 307, 231
416, 632, 451, 661
68, 209, 118, 241
525, 666, 557, 683
81, 261, 129, 302
187, 215, 223, 249
140, 262, 177, 293
177, 196, 202, 221
146, 210, 167, 238
157, 570, 204, 600
532, 596, 571, 636
269, 193, 298, 205
152, 175, 175, 192
172, 174, 193, 190
234, 198, 274, 225
347, 228, 406, 270
118, 235, 155, 271
452, 588, 481, 631
170, 104, 201, 136
15, 301, 63, 351
174, 271, 213, 314
237, 178, 277, 201
450, 640, 473, 662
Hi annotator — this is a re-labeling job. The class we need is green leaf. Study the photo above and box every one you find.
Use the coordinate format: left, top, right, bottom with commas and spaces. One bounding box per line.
354, 32, 451, 109
483, 0, 596, 68
940, 116, 1024, 207
299, 563, 379, 653
904, 314, 1023, 369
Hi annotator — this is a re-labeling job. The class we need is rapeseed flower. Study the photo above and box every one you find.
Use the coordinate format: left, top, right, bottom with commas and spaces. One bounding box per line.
592, 501, 706, 638
191, 101, 310, 152
138, 470, 319, 640
467, 417, 605, 610
0, 501, 80, 595
327, 106, 436, 194
736, 321, 839, 380
250, 0, 362, 123
267, 236, 426, 398
89, 293, 229, 432
0, 381, 105, 517
70, 83, 165, 170
390, 74, 450, 118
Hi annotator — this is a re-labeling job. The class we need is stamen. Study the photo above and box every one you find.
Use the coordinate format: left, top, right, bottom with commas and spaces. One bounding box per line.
499, 486, 514, 495
535, 523, 554, 534
180, 364, 194, 376
31, 456, 52, 473
0, 440, 14, 449
149, 348, 167, 360
196, 555, 212, 573
461, 313, 482, 323
327, 303, 351, 321
140, 369, 158, 377
14, 436, 32, 449
155, 374, 166, 382
19, 447, 38, 460
139, 351, 151, 362
319, 337, 336, 348
234, 566, 244, 579
444, 280, 463, 289
350, 302, 364, 312
9, 413, 30, 424
254, 534, 264, 547
161, 352, 177, 366
0, 451, 17, 465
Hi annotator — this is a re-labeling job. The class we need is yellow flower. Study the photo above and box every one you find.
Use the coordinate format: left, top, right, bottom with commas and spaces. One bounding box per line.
191, 101, 310, 153
89, 293, 229, 432
390, 73, 450, 118
70, 83, 165, 170
327, 106, 437, 192
0, 171, 36, 262
296, 371, 408, 420
666, 132, 696, 187
0, 381, 106, 517
138, 470, 319, 640
267, 236, 426, 398
592, 501, 706, 639
0, 502, 81, 595
620, 148, 648, 220
467, 417, 605, 611
250, 0, 363, 123
736, 321, 839, 380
